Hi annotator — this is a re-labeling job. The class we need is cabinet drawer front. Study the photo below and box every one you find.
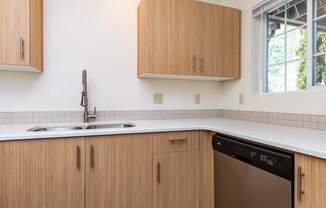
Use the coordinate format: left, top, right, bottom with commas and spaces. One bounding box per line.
153, 131, 199, 153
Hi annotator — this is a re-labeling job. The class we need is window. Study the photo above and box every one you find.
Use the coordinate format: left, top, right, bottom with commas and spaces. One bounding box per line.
313, 0, 326, 86
255, 0, 326, 93
266, 0, 307, 93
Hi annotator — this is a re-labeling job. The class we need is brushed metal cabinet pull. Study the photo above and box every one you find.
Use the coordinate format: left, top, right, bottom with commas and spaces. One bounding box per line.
76, 145, 81, 170
20, 37, 25, 60
157, 162, 161, 184
192, 56, 197, 72
200, 57, 204, 72
297, 166, 305, 201
168, 138, 187, 142
90, 145, 95, 169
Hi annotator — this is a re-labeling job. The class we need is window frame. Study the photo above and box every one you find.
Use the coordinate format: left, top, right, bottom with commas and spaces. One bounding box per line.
261, 0, 323, 93
312, 0, 326, 87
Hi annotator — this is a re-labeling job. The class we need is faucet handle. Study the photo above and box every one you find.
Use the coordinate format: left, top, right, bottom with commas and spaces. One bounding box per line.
93, 107, 97, 115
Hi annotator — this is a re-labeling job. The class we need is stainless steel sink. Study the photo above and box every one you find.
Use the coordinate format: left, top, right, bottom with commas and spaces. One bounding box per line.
28, 126, 83, 132
86, 123, 135, 130
27, 123, 136, 132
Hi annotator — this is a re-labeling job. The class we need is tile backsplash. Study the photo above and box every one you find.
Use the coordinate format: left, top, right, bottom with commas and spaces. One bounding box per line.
1, 109, 326, 131
0, 111, 83, 125
0, 110, 221, 125
221, 110, 325, 130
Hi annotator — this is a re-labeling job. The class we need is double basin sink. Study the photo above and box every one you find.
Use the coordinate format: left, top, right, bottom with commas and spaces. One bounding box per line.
28, 123, 136, 132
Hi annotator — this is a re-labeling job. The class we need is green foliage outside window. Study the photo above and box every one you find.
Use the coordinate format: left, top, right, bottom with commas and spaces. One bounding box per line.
295, 30, 307, 90
295, 30, 326, 89
315, 34, 326, 85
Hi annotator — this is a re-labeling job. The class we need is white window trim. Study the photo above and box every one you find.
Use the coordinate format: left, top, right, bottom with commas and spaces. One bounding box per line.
257, 0, 326, 94
306, 0, 314, 90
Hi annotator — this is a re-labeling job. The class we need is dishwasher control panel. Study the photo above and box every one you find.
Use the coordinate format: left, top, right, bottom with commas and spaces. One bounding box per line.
250, 152, 278, 168
213, 133, 293, 181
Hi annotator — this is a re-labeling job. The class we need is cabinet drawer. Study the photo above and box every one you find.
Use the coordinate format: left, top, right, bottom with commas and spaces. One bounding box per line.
153, 131, 199, 153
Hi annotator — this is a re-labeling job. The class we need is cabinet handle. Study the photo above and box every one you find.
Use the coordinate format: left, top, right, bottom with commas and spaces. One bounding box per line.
90, 145, 95, 169
76, 145, 81, 170
168, 138, 187, 142
20, 37, 25, 60
200, 57, 204, 72
297, 166, 305, 201
192, 56, 197, 72
157, 162, 161, 184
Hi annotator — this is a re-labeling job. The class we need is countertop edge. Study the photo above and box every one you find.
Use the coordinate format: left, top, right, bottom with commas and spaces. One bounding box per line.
1, 120, 326, 160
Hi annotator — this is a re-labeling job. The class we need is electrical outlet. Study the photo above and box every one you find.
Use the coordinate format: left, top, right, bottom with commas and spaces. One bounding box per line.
239, 93, 244, 105
194, 94, 201, 104
153, 93, 164, 104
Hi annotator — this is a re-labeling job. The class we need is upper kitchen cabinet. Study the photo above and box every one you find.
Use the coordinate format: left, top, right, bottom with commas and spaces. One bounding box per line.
197, 2, 241, 78
138, 0, 241, 81
138, 0, 197, 77
0, 0, 43, 72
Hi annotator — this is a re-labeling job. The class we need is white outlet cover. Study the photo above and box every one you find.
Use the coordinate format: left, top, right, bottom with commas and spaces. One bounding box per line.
239, 93, 244, 105
195, 94, 201, 105
153, 93, 163, 104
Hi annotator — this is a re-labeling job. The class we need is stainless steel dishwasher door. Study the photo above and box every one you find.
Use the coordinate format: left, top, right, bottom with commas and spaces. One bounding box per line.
214, 151, 292, 208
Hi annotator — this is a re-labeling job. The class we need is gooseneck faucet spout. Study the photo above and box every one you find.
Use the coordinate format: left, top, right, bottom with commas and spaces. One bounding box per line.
81, 70, 96, 123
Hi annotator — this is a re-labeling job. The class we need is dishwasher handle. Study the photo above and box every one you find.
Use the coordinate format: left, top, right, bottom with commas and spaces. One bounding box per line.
231, 153, 252, 164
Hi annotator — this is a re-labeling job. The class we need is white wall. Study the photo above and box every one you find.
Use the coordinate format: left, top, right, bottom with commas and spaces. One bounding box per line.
2, 0, 325, 115
216, 0, 326, 115
0, 0, 222, 112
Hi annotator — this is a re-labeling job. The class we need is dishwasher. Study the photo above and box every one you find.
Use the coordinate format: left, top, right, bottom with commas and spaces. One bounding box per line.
213, 133, 294, 208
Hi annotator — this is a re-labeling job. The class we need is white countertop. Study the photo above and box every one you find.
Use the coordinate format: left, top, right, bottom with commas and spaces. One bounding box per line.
1, 118, 326, 159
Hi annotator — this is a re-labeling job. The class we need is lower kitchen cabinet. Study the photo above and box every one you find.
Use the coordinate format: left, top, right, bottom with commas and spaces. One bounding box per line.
295, 153, 326, 208
0, 131, 215, 208
153, 151, 200, 208
199, 131, 215, 208
152, 130, 214, 208
85, 134, 153, 208
0, 138, 85, 208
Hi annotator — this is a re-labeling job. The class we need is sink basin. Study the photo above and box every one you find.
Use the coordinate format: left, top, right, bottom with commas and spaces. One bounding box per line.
27, 123, 136, 132
86, 123, 136, 130
28, 126, 83, 132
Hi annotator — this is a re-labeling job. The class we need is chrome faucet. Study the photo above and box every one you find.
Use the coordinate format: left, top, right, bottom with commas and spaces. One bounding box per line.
81, 70, 96, 123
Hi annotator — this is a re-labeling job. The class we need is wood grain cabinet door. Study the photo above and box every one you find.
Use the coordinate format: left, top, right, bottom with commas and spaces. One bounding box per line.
295, 154, 326, 208
197, 2, 241, 78
138, 0, 197, 76
85, 134, 153, 208
199, 131, 214, 208
0, 0, 30, 66
0, 138, 85, 208
0, 0, 43, 71
153, 151, 200, 208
